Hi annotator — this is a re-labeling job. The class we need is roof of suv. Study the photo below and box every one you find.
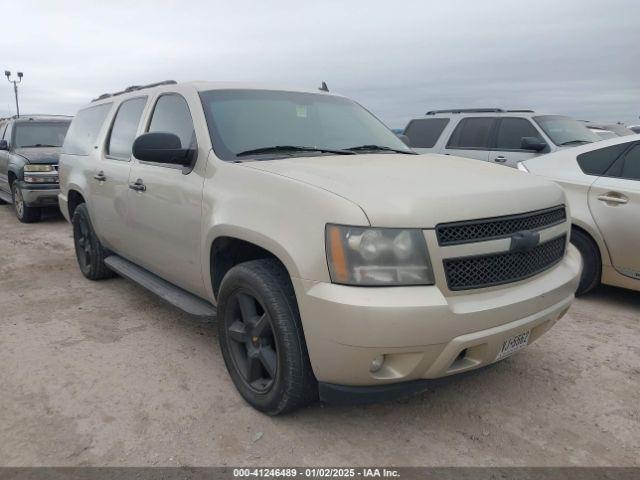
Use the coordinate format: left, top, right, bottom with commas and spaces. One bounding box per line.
423, 108, 550, 118
89, 80, 339, 107
10, 114, 72, 123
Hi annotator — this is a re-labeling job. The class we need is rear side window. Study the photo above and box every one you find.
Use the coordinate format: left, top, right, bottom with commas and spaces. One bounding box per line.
107, 97, 147, 160
495, 118, 543, 150
576, 143, 629, 176
404, 118, 449, 148
147, 94, 195, 149
447, 117, 496, 149
63, 103, 112, 156
619, 144, 640, 181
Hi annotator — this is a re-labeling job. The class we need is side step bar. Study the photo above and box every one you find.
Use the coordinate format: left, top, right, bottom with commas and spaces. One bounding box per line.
104, 255, 217, 319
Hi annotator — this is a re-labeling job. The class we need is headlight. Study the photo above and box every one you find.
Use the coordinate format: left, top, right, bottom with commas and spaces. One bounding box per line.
326, 224, 434, 286
24, 164, 56, 172
517, 162, 529, 173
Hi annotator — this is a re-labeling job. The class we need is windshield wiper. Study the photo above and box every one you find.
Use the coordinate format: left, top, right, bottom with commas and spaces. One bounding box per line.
558, 140, 591, 146
236, 145, 354, 157
19, 144, 58, 148
345, 144, 416, 154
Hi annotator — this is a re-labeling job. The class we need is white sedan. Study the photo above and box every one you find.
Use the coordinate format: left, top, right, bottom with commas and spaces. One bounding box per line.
518, 135, 640, 295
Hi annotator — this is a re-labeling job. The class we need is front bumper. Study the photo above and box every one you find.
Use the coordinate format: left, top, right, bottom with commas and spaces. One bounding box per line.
293, 244, 581, 389
17, 181, 60, 207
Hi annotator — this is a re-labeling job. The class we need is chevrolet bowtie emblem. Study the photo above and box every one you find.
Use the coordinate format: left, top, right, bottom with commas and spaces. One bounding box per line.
510, 230, 540, 252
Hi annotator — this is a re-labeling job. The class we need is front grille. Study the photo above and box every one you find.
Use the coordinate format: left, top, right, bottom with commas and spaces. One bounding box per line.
436, 206, 566, 246
443, 235, 566, 291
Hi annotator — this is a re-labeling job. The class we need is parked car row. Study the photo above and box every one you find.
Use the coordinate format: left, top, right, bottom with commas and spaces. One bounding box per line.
0, 81, 636, 415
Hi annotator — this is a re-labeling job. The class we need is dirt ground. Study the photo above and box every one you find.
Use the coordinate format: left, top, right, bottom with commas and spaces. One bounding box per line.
0, 204, 638, 467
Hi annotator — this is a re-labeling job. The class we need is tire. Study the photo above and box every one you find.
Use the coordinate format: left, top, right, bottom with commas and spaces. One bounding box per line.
72, 203, 115, 280
217, 259, 317, 415
12, 183, 41, 223
570, 228, 601, 295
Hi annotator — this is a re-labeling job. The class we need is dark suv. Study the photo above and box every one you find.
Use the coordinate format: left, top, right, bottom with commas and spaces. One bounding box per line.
0, 115, 71, 222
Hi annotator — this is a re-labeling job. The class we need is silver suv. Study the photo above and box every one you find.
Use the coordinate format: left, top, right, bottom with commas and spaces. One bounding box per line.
58, 83, 581, 414
404, 108, 600, 168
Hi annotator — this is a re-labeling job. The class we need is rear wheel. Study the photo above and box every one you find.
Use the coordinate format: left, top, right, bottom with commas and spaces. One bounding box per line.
217, 259, 317, 415
12, 183, 41, 223
570, 228, 601, 295
72, 203, 114, 280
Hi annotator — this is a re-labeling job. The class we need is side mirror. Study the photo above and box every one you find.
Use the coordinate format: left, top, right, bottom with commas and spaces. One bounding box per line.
0, 139, 8, 151
521, 137, 547, 152
396, 133, 410, 146
132, 132, 194, 166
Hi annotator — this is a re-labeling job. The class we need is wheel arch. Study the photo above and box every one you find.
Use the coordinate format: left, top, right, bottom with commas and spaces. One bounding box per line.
67, 189, 86, 219
207, 229, 300, 302
571, 220, 610, 267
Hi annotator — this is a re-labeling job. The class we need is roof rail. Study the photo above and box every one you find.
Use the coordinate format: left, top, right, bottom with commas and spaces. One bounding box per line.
91, 80, 177, 102
506, 109, 535, 113
12, 114, 73, 118
426, 108, 505, 115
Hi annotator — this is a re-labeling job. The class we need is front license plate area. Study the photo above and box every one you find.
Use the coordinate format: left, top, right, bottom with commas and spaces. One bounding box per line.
496, 330, 530, 361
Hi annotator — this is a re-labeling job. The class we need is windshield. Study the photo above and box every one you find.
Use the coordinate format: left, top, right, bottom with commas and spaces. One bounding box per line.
199, 89, 413, 160
14, 122, 71, 148
533, 115, 599, 146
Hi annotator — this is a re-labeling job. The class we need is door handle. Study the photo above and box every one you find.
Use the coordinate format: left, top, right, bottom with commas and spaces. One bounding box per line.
494, 156, 507, 163
93, 171, 107, 182
129, 179, 146, 192
597, 193, 628, 205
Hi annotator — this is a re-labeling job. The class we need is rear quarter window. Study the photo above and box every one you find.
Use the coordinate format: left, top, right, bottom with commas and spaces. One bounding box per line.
62, 103, 113, 156
576, 143, 629, 176
404, 118, 449, 148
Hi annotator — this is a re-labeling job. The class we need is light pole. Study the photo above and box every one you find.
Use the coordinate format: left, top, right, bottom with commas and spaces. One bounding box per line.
5, 70, 23, 117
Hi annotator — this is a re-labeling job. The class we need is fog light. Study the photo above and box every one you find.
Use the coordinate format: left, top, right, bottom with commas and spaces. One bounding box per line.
369, 354, 385, 373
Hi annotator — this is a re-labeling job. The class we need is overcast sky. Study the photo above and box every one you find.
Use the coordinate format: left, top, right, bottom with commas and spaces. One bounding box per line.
1, 0, 639, 127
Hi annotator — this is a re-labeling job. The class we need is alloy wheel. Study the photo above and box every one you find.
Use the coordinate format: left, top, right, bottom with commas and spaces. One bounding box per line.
75, 216, 93, 271
225, 291, 278, 393
13, 186, 24, 219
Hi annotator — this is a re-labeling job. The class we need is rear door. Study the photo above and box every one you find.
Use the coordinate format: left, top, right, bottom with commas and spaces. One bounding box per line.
489, 117, 547, 168
588, 141, 640, 280
443, 117, 496, 161
90, 98, 147, 254
126, 92, 206, 296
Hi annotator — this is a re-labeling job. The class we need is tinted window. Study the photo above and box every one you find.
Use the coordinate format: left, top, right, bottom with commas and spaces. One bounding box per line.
576, 143, 629, 176
404, 118, 449, 148
199, 89, 412, 160
148, 94, 195, 149
107, 97, 147, 159
447, 118, 496, 149
63, 103, 112, 156
14, 122, 70, 148
495, 118, 543, 150
620, 144, 640, 181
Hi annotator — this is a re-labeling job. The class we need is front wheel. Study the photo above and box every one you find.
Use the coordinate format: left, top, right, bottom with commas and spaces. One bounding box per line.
217, 259, 317, 415
12, 183, 41, 223
72, 203, 115, 280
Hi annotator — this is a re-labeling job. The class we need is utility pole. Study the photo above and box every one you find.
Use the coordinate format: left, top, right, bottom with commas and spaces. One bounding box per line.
5, 70, 23, 117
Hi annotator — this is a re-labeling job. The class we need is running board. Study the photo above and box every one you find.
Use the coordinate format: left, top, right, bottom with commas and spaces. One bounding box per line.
104, 255, 217, 319
0, 190, 13, 204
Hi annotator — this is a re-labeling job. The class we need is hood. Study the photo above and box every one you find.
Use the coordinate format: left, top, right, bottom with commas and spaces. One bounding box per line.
14, 147, 61, 165
243, 153, 565, 228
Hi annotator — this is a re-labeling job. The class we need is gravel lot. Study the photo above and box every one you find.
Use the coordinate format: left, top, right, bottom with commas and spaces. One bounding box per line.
0, 204, 638, 467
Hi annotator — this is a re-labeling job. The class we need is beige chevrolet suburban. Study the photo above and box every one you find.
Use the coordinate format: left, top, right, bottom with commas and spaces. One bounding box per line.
58, 81, 581, 414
